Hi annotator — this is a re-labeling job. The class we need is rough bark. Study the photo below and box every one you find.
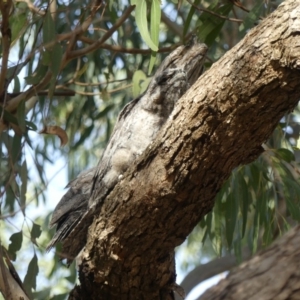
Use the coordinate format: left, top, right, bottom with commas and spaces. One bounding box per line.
198, 224, 300, 300
70, 1, 300, 299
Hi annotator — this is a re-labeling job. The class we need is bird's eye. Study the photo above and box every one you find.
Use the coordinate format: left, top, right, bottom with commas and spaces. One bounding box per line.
157, 74, 169, 85
156, 71, 173, 85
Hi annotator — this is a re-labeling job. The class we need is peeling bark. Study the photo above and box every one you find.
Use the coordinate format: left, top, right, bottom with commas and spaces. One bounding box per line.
69, 1, 300, 299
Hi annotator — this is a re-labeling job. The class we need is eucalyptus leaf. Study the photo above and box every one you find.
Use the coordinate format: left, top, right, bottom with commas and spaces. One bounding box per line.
148, 0, 161, 74
135, 0, 158, 51
17, 100, 26, 133
23, 254, 39, 295
43, 10, 56, 44
132, 70, 147, 98
31, 223, 42, 244
8, 231, 23, 261
20, 160, 28, 213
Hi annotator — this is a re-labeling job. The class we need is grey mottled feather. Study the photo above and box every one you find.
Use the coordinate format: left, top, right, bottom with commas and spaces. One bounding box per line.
47, 37, 208, 263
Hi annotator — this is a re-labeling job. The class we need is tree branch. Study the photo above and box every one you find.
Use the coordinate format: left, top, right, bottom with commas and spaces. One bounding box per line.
198, 224, 300, 300
69, 0, 300, 299
177, 247, 251, 299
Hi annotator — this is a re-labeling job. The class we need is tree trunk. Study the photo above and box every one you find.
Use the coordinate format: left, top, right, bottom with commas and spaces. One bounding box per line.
70, 1, 300, 299
198, 224, 300, 300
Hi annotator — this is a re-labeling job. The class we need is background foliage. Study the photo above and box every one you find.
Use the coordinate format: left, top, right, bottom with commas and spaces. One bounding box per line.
1, 0, 298, 299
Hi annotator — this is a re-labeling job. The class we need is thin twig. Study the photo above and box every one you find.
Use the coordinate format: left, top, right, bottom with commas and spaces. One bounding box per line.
15, 6, 105, 67
8, 89, 75, 98
228, 0, 263, 20
0, 0, 13, 97
77, 37, 175, 54
74, 83, 132, 96
186, 0, 243, 23
4, 71, 53, 114
74, 79, 127, 87
67, 5, 136, 61
57, 14, 104, 43
64, 0, 103, 64
228, 0, 250, 13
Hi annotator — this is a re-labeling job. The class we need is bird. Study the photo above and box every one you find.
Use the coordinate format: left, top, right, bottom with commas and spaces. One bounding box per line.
47, 37, 208, 264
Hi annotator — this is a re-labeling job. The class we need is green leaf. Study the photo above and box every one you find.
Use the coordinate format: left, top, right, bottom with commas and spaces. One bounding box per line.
10, 12, 27, 46
31, 223, 42, 245
184, 0, 201, 38
32, 288, 51, 300
75, 63, 88, 79
252, 204, 260, 253
95, 104, 115, 119
262, 216, 272, 246
148, 0, 161, 74
140, 77, 151, 94
0, 106, 19, 126
108, 0, 114, 10
42, 50, 51, 66
48, 44, 63, 99
25, 63, 48, 85
239, 2, 264, 33
135, 0, 158, 51
12, 133, 22, 164
249, 162, 261, 191
23, 254, 39, 294
150, 0, 160, 45
233, 231, 242, 263
6, 61, 28, 84
286, 197, 300, 222
225, 191, 237, 249
256, 186, 267, 226
148, 52, 157, 76
73, 124, 94, 149
17, 99, 26, 132
50, 44, 63, 77
43, 10, 55, 43
284, 178, 300, 221
275, 148, 295, 163
13, 76, 21, 93
25, 121, 38, 131
20, 160, 27, 213
197, 3, 233, 46
41, 9, 60, 100
5, 185, 15, 212
132, 70, 147, 98
239, 175, 250, 238
213, 200, 223, 255
8, 231, 23, 261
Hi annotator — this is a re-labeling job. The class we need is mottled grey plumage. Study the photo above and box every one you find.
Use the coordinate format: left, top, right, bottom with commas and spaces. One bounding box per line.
47, 168, 95, 247
47, 37, 208, 263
